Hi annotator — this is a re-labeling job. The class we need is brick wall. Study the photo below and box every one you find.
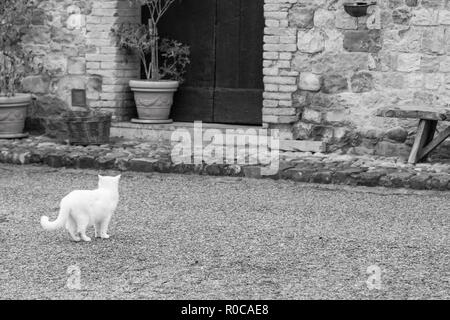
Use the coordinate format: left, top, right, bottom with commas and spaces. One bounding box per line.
85, 0, 139, 119
263, 0, 299, 132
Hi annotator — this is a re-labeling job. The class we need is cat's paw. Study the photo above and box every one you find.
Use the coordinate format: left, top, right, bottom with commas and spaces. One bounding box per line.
101, 234, 110, 239
82, 236, 92, 242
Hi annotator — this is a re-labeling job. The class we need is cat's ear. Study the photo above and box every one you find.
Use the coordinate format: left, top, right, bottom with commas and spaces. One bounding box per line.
98, 175, 103, 179
116, 175, 121, 180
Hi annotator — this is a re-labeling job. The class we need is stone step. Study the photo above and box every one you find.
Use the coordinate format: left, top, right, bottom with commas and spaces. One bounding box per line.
111, 121, 326, 153
111, 121, 267, 141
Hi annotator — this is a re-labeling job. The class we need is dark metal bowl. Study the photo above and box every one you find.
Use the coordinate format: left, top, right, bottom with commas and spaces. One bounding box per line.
344, 2, 376, 17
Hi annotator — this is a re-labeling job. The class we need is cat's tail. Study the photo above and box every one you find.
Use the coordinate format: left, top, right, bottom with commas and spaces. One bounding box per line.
40, 200, 70, 231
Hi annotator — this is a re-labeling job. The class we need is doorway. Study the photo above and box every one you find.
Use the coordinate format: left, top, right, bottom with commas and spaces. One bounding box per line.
143, 0, 264, 125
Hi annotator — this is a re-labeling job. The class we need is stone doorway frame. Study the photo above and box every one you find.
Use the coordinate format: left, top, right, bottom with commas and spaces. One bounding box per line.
97, 1, 296, 138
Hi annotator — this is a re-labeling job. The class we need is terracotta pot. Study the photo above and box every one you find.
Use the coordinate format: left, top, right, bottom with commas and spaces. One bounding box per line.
129, 80, 179, 124
0, 93, 32, 138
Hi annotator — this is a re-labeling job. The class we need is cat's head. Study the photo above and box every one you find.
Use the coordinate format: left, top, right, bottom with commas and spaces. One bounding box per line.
98, 175, 121, 190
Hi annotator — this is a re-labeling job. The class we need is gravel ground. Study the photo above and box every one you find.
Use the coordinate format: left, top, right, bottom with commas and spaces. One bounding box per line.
0, 163, 448, 300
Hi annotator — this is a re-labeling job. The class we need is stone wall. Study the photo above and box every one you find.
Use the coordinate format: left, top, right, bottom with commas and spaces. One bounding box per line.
21, 0, 140, 135
19, 0, 450, 157
263, 0, 450, 157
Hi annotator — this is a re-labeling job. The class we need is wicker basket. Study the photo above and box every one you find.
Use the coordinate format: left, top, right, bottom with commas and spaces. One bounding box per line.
63, 111, 112, 146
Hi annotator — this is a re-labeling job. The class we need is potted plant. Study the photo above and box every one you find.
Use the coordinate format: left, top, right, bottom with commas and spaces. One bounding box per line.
112, 0, 190, 124
0, 0, 41, 138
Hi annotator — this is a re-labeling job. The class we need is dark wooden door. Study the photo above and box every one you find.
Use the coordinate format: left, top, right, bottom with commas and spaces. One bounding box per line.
147, 0, 264, 125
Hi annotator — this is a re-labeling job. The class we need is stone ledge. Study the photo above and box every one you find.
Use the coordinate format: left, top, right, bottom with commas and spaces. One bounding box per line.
2, 136, 450, 191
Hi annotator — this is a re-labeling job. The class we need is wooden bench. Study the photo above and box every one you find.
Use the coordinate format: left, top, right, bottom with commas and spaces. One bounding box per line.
376, 106, 450, 164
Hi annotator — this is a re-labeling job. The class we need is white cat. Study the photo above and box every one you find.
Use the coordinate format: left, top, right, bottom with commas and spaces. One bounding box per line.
40, 175, 121, 242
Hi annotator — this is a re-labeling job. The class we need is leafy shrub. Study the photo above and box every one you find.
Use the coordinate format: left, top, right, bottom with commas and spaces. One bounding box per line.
0, 0, 43, 96
112, 0, 190, 82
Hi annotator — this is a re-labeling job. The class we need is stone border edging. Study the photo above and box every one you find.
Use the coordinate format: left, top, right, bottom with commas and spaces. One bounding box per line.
2, 138, 450, 191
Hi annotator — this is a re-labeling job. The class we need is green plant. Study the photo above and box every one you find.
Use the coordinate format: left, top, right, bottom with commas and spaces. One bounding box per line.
159, 38, 190, 82
0, 0, 42, 96
112, 0, 190, 82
